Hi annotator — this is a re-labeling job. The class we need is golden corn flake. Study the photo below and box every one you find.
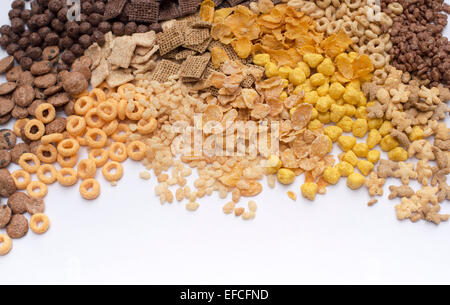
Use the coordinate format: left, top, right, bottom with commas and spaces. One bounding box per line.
291, 103, 313, 130
232, 37, 253, 59
199, 0, 215, 23
336, 54, 354, 80
211, 47, 230, 69
321, 30, 353, 58
352, 54, 374, 78
211, 23, 233, 44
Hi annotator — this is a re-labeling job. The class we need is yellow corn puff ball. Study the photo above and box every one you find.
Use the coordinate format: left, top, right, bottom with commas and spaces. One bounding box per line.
317, 111, 331, 124
367, 150, 380, 164
297, 61, 310, 77
352, 143, 369, 158
409, 126, 424, 141
343, 104, 356, 117
380, 135, 399, 152
378, 121, 392, 136
329, 82, 345, 100
310, 73, 326, 87
356, 160, 374, 176
303, 53, 324, 68
368, 118, 383, 130
346, 172, 366, 189
330, 104, 346, 123
352, 118, 368, 138
289, 68, 306, 86
337, 116, 354, 132
253, 53, 270, 66
323, 166, 341, 185
304, 91, 319, 105
337, 135, 356, 152
308, 119, 323, 131
315, 95, 333, 112
336, 161, 354, 177
343, 86, 361, 105
279, 66, 292, 79
342, 150, 358, 166
265, 62, 278, 78
317, 58, 335, 76
366, 129, 381, 149
324, 126, 343, 142
388, 147, 408, 161
301, 182, 319, 200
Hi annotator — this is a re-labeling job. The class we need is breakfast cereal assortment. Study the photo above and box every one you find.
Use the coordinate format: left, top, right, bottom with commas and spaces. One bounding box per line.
0, 0, 448, 255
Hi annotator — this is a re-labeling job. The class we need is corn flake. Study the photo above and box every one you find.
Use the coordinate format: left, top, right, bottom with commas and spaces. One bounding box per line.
199, 0, 215, 23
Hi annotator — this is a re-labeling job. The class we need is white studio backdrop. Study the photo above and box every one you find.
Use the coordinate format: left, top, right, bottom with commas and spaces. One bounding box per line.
0, 0, 449, 284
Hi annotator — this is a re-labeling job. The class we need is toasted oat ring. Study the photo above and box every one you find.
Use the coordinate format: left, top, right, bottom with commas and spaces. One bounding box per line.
30, 213, 50, 234
127, 141, 146, 161
26, 181, 48, 199
41, 133, 64, 145
35, 103, 56, 124
345, 0, 361, 9
11, 170, 31, 190
370, 53, 386, 69
14, 118, 29, 137
108, 142, 127, 162
36, 144, 58, 164
137, 117, 157, 135
57, 168, 78, 186
111, 124, 129, 143
24, 119, 45, 141
85, 108, 105, 128
96, 101, 117, 121
85, 128, 107, 148
117, 99, 127, 120
102, 161, 123, 181
19, 153, 41, 173
76, 134, 88, 146
85, 111, 104, 131
88, 149, 109, 167
89, 88, 106, 103
37, 164, 57, 184
57, 154, 78, 168
79, 178, 100, 200
0, 234, 12, 256
57, 138, 80, 157
102, 119, 119, 136
367, 38, 385, 54
74, 96, 95, 116
77, 158, 96, 179
125, 101, 144, 121
66, 115, 86, 136
117, 83, 135, 99
98, 82, 114, 96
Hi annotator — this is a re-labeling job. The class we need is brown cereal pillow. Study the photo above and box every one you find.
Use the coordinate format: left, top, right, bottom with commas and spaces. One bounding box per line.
0, 204, 12, 228
26, 197, 45, 215
0, 149, 11, 168
10, 143, 30, 164
6, 214, 28, 239
0, 169, 17, 197
7, 192, 31, 215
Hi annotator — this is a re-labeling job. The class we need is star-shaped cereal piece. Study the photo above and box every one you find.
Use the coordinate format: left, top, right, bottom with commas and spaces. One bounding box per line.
365, 172, 385, 196
408, 140, 435, 161
419, 86, 440, 105
395, 195, 421, 221
394, 162, 417, 185
416, 186, 439, 205
416, 160, 433, 186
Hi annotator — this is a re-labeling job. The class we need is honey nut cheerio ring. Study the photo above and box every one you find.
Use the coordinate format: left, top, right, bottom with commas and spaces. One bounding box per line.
41, 133, 64, 145
117, 83, 135, 99
102, 161, 123, 182
66, 115, 87, 136
88, 149, 109, 168
85, 128, 107, 149
57, 154, 78, 168
117, 99, 127, 121
102, 119, 119, 136
111, 124, 129, 143
0, 234, 12, 256
96, 101, 117, 122
30, 213, 50, 234
57, 168, 78, 187
85, 108, 105, 128
127, 141, 146, 161
35, 103, 56, 124
89, 88, 106, 103
57, 138, 80, 157
125, 101, 144, 121
79, 178, 100, 200
37, 164, 57, 184
36, 144, 58, 164
24, 119, 45, 141
26, 181, 48, 199
108, 142, 128, 162
19, 153, 41, 173
77, 158, 96, 180
11, 170, 31, 190
14, 118, 29, 137
137, 117, 157, 135
74, 96, 95, 116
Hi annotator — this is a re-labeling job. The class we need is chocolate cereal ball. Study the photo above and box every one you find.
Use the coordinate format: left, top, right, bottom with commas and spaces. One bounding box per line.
61, 50, 75, 65
11, 18, 25, 33
11, 0, 25, 10
66, 21, 80, 39
48, 0, 63, 13
138, 24, 151, 33
70, 44, 84, 57
59, 36, 73, 49
98, 21, 111, 34
51, 18, 65, 32
93, 1, 105, 14
112, 22, 125, 36
92, 30, 105, 46
79, 34, 92, 49
21, 9, 32, 22
30, 32, 42, 46
79, 22, 92, 35
57, 7, 68, 22
89, 13, 103, 27
125, 22, 137, 36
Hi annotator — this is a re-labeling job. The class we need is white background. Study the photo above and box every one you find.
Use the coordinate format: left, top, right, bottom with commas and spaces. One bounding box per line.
0, 0, 449, 284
